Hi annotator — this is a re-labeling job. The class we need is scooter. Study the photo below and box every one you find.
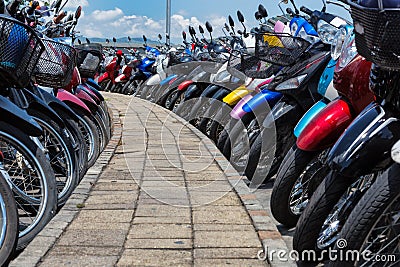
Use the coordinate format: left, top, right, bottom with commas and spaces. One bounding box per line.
270, 26, 374, 228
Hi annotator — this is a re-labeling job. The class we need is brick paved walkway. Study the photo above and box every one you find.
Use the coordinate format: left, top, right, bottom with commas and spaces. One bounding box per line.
11, 93, 292, 267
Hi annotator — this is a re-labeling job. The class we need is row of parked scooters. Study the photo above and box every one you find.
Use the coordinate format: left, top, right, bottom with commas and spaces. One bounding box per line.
0, 0, 111, 265
102, 0, 400, 265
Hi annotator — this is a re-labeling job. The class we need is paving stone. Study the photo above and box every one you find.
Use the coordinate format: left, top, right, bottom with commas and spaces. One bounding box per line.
57, 229, 127, 247
73, 210, 134, 223
133, 216, 191, 224
194, 230, 261, 248
117, 249, 192, 267
49, 245, 121, 256
128, 223, 192, 239
193, 206, 252, 224
84, 193, 138, 205
194, 259, 267, 266
135, 204, 191, 217
125, 238, 192, 249
194, 248, 261, 259
40, 255, 119, 267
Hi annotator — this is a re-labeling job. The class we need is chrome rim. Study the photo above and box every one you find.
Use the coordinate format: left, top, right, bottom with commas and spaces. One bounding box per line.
317, 175, 375, 250
231, 120, 258, 169
77, 117, 95, 162
36, 118, 74, 200
289, 159, 322, 216
358, 195, 400, 266
0, 132, 48, 238
0, 186, 7, 247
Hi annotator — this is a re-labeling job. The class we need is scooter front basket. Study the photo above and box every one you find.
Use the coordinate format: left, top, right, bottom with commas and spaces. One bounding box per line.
34, 38, 76, 88
255, 32, 310, 66
75, 43, 103, 78
227, 49, 274, 80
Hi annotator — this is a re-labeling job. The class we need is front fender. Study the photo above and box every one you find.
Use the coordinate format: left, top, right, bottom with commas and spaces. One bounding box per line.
97, 72, 109, 83
328, 103, 400, 177
178, 80, 194, 91
297, 98, 353, 151
262, 98, 302, 129
79, 84, 101, 104
75, 87, 98, 113
223, 86, 251, 106
0, 95, 42, 136
243, 90, 283, 114
201, 84, 221, 98
57, 89, 91, 115
17, 89, 65, 128
294, 100, 328, 138
86, 78, 103, 92
184, 84, 202, 100
83, 82, 105, 102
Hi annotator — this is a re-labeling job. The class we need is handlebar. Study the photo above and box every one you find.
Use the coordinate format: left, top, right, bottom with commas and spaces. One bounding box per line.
300, 6, 313, 16
53, 11, 67, 24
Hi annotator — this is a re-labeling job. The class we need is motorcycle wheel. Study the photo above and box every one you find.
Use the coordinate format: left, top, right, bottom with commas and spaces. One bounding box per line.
0, 122, 57, 250
72, 108, 101, 168
328, 164, 400, 267
0, 173, 18, 266
99, 80, 111, 92
293, 171, 376, 262
270, 145, 328, 227
29, 110, 79, 207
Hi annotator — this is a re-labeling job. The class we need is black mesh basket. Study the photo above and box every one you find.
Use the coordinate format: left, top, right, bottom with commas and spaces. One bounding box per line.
255, 32, 310, 66
227, 49, 274, 80
75, 43, 103, 78
348, 1, 400, 70
0, 15, 44, 88
34, 39, 76, 88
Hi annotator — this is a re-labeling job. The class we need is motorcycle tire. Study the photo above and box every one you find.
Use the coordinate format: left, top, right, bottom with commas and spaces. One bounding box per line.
0, 173, 18, 266
0, 122, 57, 251
328, 164, 400, 267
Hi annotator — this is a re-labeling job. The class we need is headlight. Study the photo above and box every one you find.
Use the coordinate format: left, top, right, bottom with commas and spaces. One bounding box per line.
275, 74, 307, 91
317, 20, 338, 44
331, 27, 347, 60
338, 28, 358, 69
298, 28, 320, 44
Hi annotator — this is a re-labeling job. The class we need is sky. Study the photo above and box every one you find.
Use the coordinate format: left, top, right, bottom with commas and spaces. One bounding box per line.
61, 0, 351, 43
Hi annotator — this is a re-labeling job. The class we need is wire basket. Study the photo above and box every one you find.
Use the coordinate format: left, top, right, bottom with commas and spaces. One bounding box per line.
0, 15, 45, 88
34, 39, 76, 88
348, 1, 400, 70
227, 49, 274, 80
255, 32, 310, 66
75, 43, 103, 78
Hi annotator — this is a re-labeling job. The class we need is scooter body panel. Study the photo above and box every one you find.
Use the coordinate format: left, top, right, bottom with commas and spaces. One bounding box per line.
294, 100, 328, 138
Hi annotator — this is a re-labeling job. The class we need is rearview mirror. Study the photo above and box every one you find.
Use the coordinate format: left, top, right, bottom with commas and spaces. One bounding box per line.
182, 31, 187, 40
128, 36, 131, 42
237, 10, 245, 23
258, 4, 268, 18
112, 37, 117, 43
75, 6, 82, 20
86, 38, 90, 44
206, 21, 213, 33
199, 25, 204, 34
52, 0, 62, 12
224, 23, 230, 32
158, 34, 162, 40
255, 11, 262, 20
143, 35, 147, 43
228, 15, 235, 27
106, 38, 110, 43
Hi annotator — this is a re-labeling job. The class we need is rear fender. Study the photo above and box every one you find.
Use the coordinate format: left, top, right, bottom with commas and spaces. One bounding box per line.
0, 95, 42, 136
328, 103, 400, 177
160, 74, 178, 86
297, 98, 353, 151
230, 94, 254, 120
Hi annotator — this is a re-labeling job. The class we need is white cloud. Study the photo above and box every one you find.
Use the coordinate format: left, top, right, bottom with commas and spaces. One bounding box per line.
76, 8, 227, 42
91, 8, 124, 21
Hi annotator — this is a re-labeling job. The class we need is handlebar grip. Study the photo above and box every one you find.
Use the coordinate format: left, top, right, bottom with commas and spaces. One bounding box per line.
300, 6, 312, 16
53, 11, 67, 24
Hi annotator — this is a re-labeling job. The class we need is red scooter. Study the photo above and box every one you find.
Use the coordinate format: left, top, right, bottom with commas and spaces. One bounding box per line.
270, 32, 375, 228
98, 50, 124, 91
